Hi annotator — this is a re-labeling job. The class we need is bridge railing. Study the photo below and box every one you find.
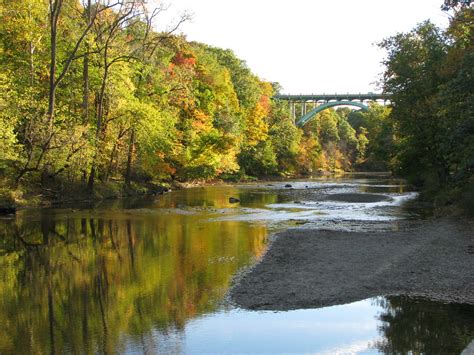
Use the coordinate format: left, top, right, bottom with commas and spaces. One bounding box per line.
273, 93, 392, 126
274, 93, 391, 102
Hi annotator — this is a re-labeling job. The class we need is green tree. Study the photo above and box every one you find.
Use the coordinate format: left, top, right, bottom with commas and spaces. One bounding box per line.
379, 2, 473, 209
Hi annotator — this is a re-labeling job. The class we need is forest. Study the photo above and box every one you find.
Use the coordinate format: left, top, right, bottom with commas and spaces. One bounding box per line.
0, 0, 472, 211
379, 0, 473, 210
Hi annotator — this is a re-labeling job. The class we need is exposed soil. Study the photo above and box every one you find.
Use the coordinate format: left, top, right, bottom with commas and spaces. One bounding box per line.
230, 218, 474, 310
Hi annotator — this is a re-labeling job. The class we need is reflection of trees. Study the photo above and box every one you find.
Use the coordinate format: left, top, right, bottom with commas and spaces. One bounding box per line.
374, 296, 474, 354
0, 210, 267, 353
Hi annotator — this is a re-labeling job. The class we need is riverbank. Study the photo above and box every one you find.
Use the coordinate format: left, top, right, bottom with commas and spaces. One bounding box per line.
230, 218, 474, 310
0, 181, 171, 214
0, 171, 354, 214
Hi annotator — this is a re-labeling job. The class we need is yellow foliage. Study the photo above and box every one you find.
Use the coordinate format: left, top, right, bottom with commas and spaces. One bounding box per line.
245, 100, 269, 147
191, 109, 213, 133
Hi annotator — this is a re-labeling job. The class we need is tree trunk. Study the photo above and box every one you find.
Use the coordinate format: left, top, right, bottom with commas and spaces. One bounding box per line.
125, 129, 135, 186
87, 165, 95, 192
82, 0, 91, 123
48, 0, 62, 128
29, 41, 35, 86
48, 36, 57, 127
87, 64, 109, 192
83, 55, 90, 122
97, 66, 108, 134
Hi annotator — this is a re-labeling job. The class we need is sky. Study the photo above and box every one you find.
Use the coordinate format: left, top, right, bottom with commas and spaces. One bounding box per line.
156, 0, 449, 94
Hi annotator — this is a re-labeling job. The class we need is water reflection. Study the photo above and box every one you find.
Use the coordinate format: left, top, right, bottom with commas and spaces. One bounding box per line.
0, 179, 471, 354
117, 296, 473, 354
374, 296, 474, 354
0, 206, 267, 353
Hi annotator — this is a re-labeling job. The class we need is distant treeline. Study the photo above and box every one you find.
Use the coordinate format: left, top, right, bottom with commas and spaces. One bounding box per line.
0, 0, 390, 201
0, 0, 471, 211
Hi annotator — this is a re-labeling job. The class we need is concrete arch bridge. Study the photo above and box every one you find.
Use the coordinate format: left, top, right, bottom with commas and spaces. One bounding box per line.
274, 93, 391, 127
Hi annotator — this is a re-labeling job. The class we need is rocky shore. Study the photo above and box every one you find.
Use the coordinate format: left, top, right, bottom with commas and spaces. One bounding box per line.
230, 218, 474, 310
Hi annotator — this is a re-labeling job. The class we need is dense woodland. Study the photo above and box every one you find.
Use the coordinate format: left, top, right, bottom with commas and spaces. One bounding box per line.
379, 0, 473, 209
0, 0, 472, 210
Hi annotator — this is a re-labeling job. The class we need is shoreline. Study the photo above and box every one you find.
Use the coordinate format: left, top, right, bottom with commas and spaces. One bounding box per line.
0, 172, 392, 214
0, 181, 171, 214
229, 218, 474, 310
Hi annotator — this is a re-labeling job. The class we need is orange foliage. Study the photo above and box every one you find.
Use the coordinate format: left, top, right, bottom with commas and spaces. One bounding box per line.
171, 51, 197, 67
258, 81, 273, 112
258, 95, 271, 112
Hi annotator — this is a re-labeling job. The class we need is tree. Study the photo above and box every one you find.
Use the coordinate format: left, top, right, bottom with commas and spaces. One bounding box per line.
379, 5, 473, 209
379, 21, 448, 186
348, 104, 394, 170
268, 99, 301, 174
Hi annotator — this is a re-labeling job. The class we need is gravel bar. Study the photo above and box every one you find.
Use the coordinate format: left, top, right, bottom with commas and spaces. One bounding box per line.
230, 218, 474, 310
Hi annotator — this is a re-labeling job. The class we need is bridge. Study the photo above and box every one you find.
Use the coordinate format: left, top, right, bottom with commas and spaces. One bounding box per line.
274, 93, 392, 127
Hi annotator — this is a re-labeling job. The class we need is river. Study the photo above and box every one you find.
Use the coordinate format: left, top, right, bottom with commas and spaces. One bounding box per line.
0, 175, 473, 354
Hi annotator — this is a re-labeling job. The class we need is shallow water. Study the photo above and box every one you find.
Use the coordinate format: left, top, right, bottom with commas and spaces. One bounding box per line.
0, 175, 472, 354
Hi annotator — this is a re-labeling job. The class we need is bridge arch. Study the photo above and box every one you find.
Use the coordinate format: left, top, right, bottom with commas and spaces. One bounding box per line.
296, 100, 369, 127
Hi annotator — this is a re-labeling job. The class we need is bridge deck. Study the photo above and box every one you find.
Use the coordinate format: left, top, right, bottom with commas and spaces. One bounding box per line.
274, 93, 391, 101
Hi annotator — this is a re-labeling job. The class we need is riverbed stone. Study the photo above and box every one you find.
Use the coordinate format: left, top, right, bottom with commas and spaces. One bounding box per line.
230, 218, 474, 310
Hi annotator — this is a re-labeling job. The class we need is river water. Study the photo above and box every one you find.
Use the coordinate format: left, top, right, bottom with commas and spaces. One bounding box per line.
0, 175, 473, 354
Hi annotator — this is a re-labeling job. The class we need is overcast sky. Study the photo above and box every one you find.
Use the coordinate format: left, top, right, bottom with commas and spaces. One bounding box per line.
156, 0, 449, 94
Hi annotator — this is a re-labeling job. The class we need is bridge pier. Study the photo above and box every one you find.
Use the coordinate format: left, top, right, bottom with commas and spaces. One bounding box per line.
281, 94, 390, 126
273, 92, 392, 126
289, 101, 296, 122
274, 92, 392, 127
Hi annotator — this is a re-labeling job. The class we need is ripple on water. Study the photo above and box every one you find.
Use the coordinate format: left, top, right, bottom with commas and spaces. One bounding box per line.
210, 191, 418, 229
